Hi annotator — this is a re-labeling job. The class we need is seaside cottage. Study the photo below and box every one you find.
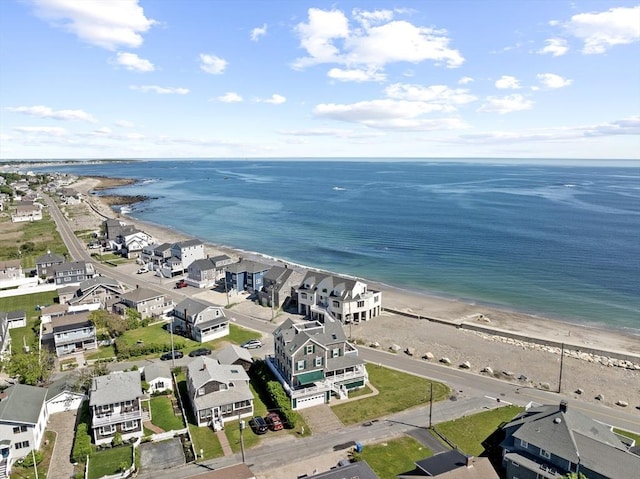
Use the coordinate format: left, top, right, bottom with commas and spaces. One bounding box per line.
50, 311, 98, 357
186, 254, 233, 288
114, 286, 173, 320
501, 400, 640, 479
186, 356, 253, 429
142, 363, 173, 394
0, 260, 23, 284
398, 450, 498, 478
52, 261, 95, 286
296, 271, 382, 323
256, 265, 302, 309
269, 317, 367, 409
89, 371, 144, 446
57, 276, 125, 312
0, 384, 49, 477
35, 251, 65, 279
224, 258, 270, 293
172, 298, 228, 343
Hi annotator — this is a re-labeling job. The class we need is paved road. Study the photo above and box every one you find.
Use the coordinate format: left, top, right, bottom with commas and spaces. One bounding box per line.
44, 193, 640, 433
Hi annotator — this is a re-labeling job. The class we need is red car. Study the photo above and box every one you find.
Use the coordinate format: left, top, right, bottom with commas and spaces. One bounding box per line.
175, 279, 187, 289
265, 412, 284, 431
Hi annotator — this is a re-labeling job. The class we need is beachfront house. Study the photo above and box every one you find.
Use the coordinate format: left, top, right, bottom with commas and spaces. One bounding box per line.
57, 276, 125, 312
36, 251, 65, 279
0, 384, 49, 477
186, 254, 233, 288
256, 265, 302, 309
269, 317, 367, 409
114, 286, 173, 319
186, 356, 253, 429
53, 261, 95, 286
500, 400, 640, 479
118, 229, 154, 258
225, 258, 270, 293
89, 371, 144, 446
296, 271, 382, 323
141, 239, 205, 277
51, 311, 98, 357
170, 240, 205, 270
172, 298, 228, 343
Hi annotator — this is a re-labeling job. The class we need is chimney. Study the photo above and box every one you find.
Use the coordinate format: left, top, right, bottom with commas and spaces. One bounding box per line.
559, 400, 568, 412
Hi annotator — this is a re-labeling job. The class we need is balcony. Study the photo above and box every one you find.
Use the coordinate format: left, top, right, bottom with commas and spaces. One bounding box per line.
92, 408, 142, 427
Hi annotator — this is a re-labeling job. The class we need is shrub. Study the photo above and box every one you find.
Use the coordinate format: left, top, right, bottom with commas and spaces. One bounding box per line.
250, 360, 299, 429
71, 423, 94, 463
21, 450, 43, 467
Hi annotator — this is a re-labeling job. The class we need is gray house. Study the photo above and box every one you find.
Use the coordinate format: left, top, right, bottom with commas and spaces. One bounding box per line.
186, 254, 233, 288
173, 298, 228, 343
270, 317, 367, 409
501, 401, 640, 479
216, 344, 254, 372
0, 384, 49, 477
89, 371, 143, 446
114, 287, 172, 319
53, 261, 95, 286
186, 357, 253, 429
225, 259, 271, 293
257, 265, 302, 308
398, 450, 498, 478
35, 251, 65, 279
51, 311, 97, 357
58, 276, 124, 309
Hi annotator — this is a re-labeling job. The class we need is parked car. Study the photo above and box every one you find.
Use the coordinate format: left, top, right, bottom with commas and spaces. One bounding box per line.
160, 350, 183, 361
241, 339, 262, 349
265, 412, 284, 431
249, 416, 268, 435
137, 267, 149, 274
175, 279, 188, 289
188, 348, 212, 357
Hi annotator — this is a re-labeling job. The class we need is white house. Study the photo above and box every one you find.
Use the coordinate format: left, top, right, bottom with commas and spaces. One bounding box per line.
143, 364, 173, 394
172, 298, 228, 343
45, 376, 85, 415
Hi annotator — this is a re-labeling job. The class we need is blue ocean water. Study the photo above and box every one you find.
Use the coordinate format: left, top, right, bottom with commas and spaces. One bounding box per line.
40, 160, 640, 333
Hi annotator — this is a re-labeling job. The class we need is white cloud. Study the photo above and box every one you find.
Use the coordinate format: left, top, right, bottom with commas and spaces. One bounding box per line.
14, 126, 68, 136
251, 24, 267, 41
458, 76, 474, 85
30, 0, 155, 50
352, 8, 394, 27
327, 68, 386, 82
293, 8, 463, 73
115, 120, 135, 128
200, 53, 228, 75
261, 94, 286, 105
384, 84, 476, 108
538, 38, 569, 56
313, 99, 468, 130
217, 92, 243, 103
478, 94, 533, 114
537, 73, 572, 89
113, 52, 154, 72
564, 5, 640, 54
8, 105, 97, 122
279, 128, 384, 139
130, 85, 189, 94
495, 75, 521, 89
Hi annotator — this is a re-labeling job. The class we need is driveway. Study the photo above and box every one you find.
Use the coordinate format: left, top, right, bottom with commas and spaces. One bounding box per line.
46, 410, 78, 479
139, 437, 186, 472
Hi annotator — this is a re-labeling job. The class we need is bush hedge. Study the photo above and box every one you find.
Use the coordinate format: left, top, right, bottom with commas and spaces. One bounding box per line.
250, 360, 299, 429
71, 423, 94, 463
114, 339, 186, 359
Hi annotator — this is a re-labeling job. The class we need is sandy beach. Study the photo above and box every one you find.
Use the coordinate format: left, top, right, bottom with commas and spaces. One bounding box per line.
67, 176, 640, 411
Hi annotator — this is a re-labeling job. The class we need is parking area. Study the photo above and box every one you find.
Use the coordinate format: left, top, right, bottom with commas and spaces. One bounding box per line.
139, 437, 186, 471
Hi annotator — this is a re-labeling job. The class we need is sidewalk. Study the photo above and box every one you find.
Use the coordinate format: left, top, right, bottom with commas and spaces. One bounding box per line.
216, 429, 233, 456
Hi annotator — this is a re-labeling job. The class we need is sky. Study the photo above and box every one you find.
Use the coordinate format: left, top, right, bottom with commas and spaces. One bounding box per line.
0, 0, 639, 160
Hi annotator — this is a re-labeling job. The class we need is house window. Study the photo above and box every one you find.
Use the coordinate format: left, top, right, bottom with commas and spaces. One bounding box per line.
305, 344, 314, 355
99, 404, 111, 414
99, 425, 115, 435
332, 301, 339, 307
13, 426, 28, 434
300, 293, 307, 299
332, 348, 340, 358
235, 400, 251, 408
297, 360, 305, 371
124, 400, 133, 407
14, 441, 29, 450
122, 420, 138, 431
220, 404, 233, 414
519, 439, 528, 448
315, 357, 323, 367
322, 288, 327, 293
198, 387, 205, 396
540, 449, 551, 459
357, 301, 364, 308
156, 381, 165, 389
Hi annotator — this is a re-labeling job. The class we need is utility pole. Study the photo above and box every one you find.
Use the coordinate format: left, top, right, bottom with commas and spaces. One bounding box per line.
558, 342, 565, 393
428, 382, 433, 429
170, 318, 175, 369
238, 414, 246, 463
224, 274, 230, 306
31, 447, 39, 479
271, 286, 275, 320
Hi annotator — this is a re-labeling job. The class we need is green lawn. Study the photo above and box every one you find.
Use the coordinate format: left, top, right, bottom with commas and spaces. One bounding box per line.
434, 405, 523, 456
8, 430, 56, 479
0, 213, 68, 268
614, 428, 640, 444
1, 291, 58, 351
331, 364, 450, 425
209, 324, 262, 349
358, 435, 432, 479
224, 384, 269, 453
85, 345, 116, 360
87, 445, 133, 479
150, 396, 185, 431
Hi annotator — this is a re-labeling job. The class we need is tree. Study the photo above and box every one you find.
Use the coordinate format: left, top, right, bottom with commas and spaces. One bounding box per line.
90, 310, 126, 338
74, 363, 110, 393
125, 308, 141, 330
7, 352, 54, 385
563, 473, 589, 479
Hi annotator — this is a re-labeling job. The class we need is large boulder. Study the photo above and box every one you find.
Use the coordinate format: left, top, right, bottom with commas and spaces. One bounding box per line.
405, 347, 415, 356
439, 357, 451, 364
422, 352, 435, 360
389, 344, 402, 352
459, 361, 471, 369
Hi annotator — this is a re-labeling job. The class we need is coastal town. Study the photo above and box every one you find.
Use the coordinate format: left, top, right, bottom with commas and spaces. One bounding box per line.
0, 168, 639, 479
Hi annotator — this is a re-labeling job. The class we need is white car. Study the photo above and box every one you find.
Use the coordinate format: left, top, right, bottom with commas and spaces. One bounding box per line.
241, 339, 263, 349
137, 267, 149, 274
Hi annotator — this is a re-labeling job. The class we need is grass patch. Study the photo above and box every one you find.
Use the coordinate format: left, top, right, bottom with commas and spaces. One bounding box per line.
331, 364, 450, 425
188, 424, 224, 460
224, 384, 269, 453
434, 405, 523, 456
358, 435, 432, 479
1, 291, 56, 352
85, 345, 116, 360
150, 396, 185, 431
614, 428, 640, 444
0, 213, 67, 268
209, 324, 261, 349
87, 445, 133, 479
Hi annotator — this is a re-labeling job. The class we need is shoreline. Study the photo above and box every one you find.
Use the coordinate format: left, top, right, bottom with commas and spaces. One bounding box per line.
66, 175, 640, 410
74, 175, 640, 359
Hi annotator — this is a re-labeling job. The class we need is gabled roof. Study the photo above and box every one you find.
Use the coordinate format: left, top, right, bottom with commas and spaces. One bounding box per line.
189, 258, 217, 271
313, 461, 379, 479
7, 310, 26, 321
144, 363, 172, 382
120, 287, 164, 303
226, 259, 271, 274
264, 265, 294, 283
89, 371, 142, 407
0, 259, 21, 270
36, 251, 65, 265
299, 271, 359, 300
400, 451, 498, 478
174, 298, 214, 317
53, 261, 87, 274
187, 357, 252, 410
51, 311, 93, 332
45, 375, 84, 402
0, 384, 47, 425
153, 242, 173, 253
174, 239, 203, 249
274, 318, 349, 356
216, 344, 253, 365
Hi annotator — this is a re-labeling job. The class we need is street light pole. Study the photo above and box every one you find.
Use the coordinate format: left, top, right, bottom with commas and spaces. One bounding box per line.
239, 414, 246, 463
428, 382, 433, 429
